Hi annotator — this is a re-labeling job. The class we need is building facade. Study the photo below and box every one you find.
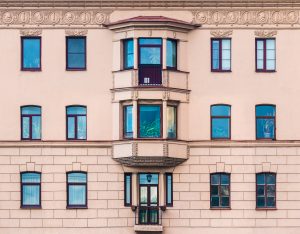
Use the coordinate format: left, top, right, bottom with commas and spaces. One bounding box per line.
1, 0, 300, 233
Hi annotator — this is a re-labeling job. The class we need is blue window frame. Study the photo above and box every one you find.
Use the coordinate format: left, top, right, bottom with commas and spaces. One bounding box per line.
256, 105, 276, 140
210, 173, 230, 208
165, 173, 173, 207
21, 37, 41, 70
256, 38, 276, 72
166, 39, 177, 69
211, 105, 231, 139
167, 106, 177, 139
66, 106, 87, 140
66, 37, 86, 70
138, 105, 161, 138
67, 172, 87, 208
123, 39, 134, 69
256, 173, 276, 208
124, 105, 133, 138
21, 106, 41, 140
211, 38, 231, 72
21, 172, 41, 208
124, 173, 132, 206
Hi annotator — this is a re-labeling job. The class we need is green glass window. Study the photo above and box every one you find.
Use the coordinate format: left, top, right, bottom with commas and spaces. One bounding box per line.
139, 105, 161, 138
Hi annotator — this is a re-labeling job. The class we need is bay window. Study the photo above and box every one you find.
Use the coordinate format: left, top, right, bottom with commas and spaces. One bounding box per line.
138, 105, 162, 138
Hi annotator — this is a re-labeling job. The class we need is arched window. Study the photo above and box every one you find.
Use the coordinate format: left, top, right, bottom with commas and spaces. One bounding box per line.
256, 173, 276, 208
67, 172, 87, 208
21, 172, 41, 208
66, 106, 87, 140
256, 105, 276, 140
210, 173, 230, 208
21, 106, 41, 140
211, 105, 231, 139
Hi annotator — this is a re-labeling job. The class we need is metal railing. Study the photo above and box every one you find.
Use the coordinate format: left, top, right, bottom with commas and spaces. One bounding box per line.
133, 206, 163, 225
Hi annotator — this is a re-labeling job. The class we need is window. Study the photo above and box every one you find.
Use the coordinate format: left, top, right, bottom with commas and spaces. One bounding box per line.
21, 106, 41, 140
166, 39, 177, 69
210, 173, 230, 208
123, 105, 133, 138
256, 105, 276, 140
256, 173, 276, 208
66, 37, 86, 70
167, 106, 177, 139
67, 172, 87, 208
124, 173, 132, 206
66, 106, 87, 140
123, 39, 134, 69
21, 37, 41, 70
138, 105, 161, 138
165, 173, 173, 207
211, 105, 231, 139
256, 38, 276, 72
21, 172, 41, 208
211, 38, 231, 72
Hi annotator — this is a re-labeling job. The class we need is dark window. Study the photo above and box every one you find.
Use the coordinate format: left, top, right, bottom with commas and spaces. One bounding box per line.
256, 38, 276, 72
256, 173, 276, 208
21, 106, 41, 140
165, 173, 173, 206
123, 105, 133, 138
67, 172, 87, 208
211, 38, 231, 72
167, 106, 177, 139
166, 39, 177, 69
211, 105, 231, 139
66, 106, 87, 140
138, 105, 162, 138
256, 105, 276, 140
21, 172, 41, 208
124, 173, 132, 206
21, 37, 41, 70
123, 39, 134, 69
66, 37, 86, 70
210, 173, 230, 208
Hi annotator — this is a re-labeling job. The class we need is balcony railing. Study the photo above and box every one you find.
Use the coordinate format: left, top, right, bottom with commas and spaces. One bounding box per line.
134, 206, 162, 225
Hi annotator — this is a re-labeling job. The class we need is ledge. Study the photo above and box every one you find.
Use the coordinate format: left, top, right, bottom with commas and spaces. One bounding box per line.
134, 224, 163, 232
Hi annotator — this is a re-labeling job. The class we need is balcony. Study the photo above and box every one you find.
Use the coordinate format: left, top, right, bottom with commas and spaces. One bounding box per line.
112, 140, 188, 167
133, 206, 163, 232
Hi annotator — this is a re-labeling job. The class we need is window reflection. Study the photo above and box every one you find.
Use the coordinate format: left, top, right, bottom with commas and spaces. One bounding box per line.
211, 105, 231, 139
139, 105, 161, 138
256, 105, 275, 139
22, 37, 41, 70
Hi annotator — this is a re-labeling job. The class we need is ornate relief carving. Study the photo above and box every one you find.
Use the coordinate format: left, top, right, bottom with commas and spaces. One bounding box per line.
65, 29, 88, 36
210, 30, 233, 38
0, 10, 111, 27
193, 10, 300, 25
254, 30, 277, 37
20, 29, 42, 36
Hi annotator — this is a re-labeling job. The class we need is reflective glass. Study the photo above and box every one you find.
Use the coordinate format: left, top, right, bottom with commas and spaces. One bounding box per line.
22, 117, 30, 139
77, 116, 87, 139
140, 187, 147, 204
124, 106, 133, 138
267, 197, 275, 207
68, 185, 86, 205
167, 39, 176, 68
220, 185, 229, 196
139, 105, 161, 138
140, 47, 161, 65
150, 187, 158, 203
211, 185, 219, 195
67, 106, 86, 115
266, 59, 275, 70
222, 59, 231, 70
266, 174, 276, 184
267, 185, 275, 197
211, 174, 220, 185
124, 39, 134, 69
67, 117, 75, 139
257, 174, 265, 185
221, 196, 229, 207
22, 106, 41, 115
256, 118, 275, 139
67, 38, 86, 69
68, 54, 85, 69
68, 38, 85, 53
257, 185, 265, 196
139, 174, 159, 185
166, 174, 172, 205
125, 174, 131, 205
257, 40, 264, 50
266, 39, 275, 50
23, 185, 40, 205
22, 173, 41, 183
211, 196, 219, 207
23, 38, 41, 69
221, 174, 230, 185
257, 50, 264, 60
212, 118, 230, 139
149, 210, 158, 223
257, 197, 265, 207
211, 105, 230, 116
167, 106, 176, 139
139, 38, 162, 45
257, 59, 264, 69
32, 116, 41, 139
256, 105, 275, 117
68, 173, 87, 183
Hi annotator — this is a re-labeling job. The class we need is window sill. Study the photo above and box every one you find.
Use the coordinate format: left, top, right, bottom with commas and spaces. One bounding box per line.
21, 205, 41, 209
66, 206, 88, 209
256, 207, 277, 210
210, 207, 231, 210
256, 70, 276, 73
211, 70, 232, 73
21, 69, 42, 72
66, 68, 87, 71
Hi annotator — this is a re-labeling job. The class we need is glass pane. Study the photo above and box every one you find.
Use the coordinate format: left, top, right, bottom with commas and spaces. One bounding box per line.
77, 116, 87, 139
256, 118, 275, 139
220, 185, 229, 196
266, 50, 275, 59
167, 106, 176, 139
211, 185, 219, 196
266, 39, 275, 50
139, 105, 161, 138
140, 47, 161, 65
67, 117, 75, 139
256, 105, 275, 117
257, 59, 264, 69
257, 197, 265, 207
212, 58, 219, 70
124, 39, 134, 68
140, 187, 147, 204
222, 59, 231, 70
257, 185, 265, 196
125, 174, 131, 204
257, 50, 264, 60
139, 209, 147, 224
124, 106, 133, 138
22, 117, 30, 139
211, 196, 219, 207
257, 174, 265, 185
266, 59, 275, 70
149, 209, 158, 224
212, 40, 220, 50
139, 38, 162, 45
222, 39, 231, 49
32, 116, 41, 139
23, 38, 40, 69
267, 185, 275, 197
221, 174, 230, 185
166, 175, 172, 204
23, 185, 40, 205
257, 40, 264, 50
222, 49, 230, 60
266, 174, 276, 184
22, 173, 41, 183
139, 174, 159, 185
212, 118, 230, 139
68, 185, 86, 205
68, 38, 85, 53
150, 187, 158, 204
267, 197, 275, 207
167, 39, 176, 68
211, 174, 220, 185
22, 106, 41, 115
68, 173, 87, 183
211, 105, 230, 116
67, 54, 85, 69
67, 106, 86, 115
221, 196, 229, 207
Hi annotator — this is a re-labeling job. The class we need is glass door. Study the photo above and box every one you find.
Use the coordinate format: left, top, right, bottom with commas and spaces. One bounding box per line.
138, 38, 162, 86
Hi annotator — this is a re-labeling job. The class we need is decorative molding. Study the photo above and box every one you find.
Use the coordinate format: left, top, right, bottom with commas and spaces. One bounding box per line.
192, 10, 300, 26
20, 29, 42, 36
210, 29, 233, 38
254, 30, 277, 37
65, 29, 88, 36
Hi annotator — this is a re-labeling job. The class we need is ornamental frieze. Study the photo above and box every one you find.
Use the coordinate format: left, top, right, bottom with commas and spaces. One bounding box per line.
192, 10, 300, 25
0, 10, 111, 26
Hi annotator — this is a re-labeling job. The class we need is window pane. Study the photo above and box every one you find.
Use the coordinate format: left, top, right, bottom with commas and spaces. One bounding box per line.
266, 174, 276, 184
124, 106, 133, 138
68, 185, 86, 205
68, 172, 87, 183
257, 50, 264, 60
167, 40, 176, 68
212, 58, 219, 70
167, 106, 176, 139
124, 39, 134, 69
67, 117, 75, 139
211, 105, 230, 116
220, 185, 229, 196
23, 38, 40, 69
139, 105, 161, 138
266, 39, 275, 50
266, 49, 275, 59
257, 185, 265, 196
68, 38, 85, 53
140, 187, 147, 204
222, 39, 230, 49
150, 187, 158, 203
32, 116, 41, 139
125, 174, 131, 205
22, 106, 41, 115
267, 197, 275, 207
212, 40, 220, 69
67, 106, 86, 115
221, 174, 230, 185
266, 59, 275, 70
22, 117, 30, 139
67, 54, 85, 69
211, 196, 219, 207
23, 185, 40, 205
267, 185, 275, 197
222, 49, 230, 60
140, 47, 161, 65
222, 59, 231, 70
166, 174, 172, 205
139, 38, 162, 45
22, 173, 41, 183
221, 196, 229, 207
257, 174, 265, 185
256, 118, 275, 139
257, 40, 264, 50
139, 174, 158, 185
256, 105, 275, 117
211, 174, 220, 185
212, 118, 230, 139
257, 59, 264, 69
211, 185, 219, 195
77, 116, 86, 139
257, 197, 265, 207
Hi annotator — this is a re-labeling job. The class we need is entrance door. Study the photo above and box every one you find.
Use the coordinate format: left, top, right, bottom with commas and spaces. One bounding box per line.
138, 173, 159, 224
138, 38, 162, 86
